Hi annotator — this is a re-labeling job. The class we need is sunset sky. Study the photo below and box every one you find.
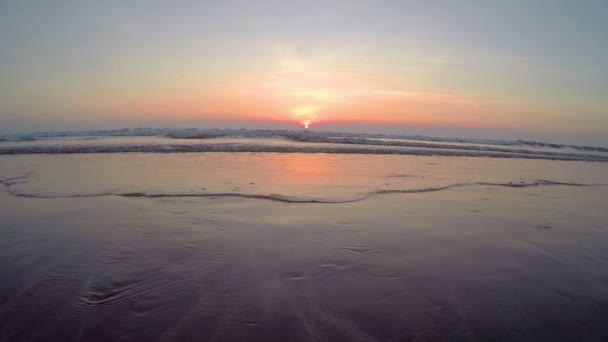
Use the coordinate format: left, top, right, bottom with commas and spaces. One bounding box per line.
0, 1, 607, 144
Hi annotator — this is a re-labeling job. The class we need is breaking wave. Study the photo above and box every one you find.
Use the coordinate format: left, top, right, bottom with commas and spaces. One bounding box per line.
1, 128, 607, 161
1, 142, 608, 162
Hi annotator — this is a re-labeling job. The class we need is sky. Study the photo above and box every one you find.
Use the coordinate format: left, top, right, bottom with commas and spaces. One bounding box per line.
0, 0, 607, 145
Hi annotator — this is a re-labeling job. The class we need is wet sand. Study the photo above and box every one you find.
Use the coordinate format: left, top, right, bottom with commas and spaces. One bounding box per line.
1, 153, 608, 341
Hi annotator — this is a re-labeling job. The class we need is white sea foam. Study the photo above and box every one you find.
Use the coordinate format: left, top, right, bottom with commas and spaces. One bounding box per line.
0, 130, 607, 161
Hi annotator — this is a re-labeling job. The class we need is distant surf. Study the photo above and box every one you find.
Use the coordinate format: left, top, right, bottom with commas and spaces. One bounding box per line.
1, 128, 607, 161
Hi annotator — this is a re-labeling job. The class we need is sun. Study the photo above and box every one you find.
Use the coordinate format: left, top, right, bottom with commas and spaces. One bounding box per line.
291, 105, 318, 129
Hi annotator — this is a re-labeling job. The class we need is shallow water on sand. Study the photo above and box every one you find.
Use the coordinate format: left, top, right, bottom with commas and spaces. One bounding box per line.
1, 153, 608, 341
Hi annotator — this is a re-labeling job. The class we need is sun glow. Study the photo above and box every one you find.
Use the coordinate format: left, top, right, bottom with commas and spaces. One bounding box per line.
118, 54, 491, 129
291, 105, 319, 116
291, 104, 319, 128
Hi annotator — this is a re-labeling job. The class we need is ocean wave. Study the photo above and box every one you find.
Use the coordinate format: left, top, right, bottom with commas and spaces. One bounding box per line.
1, 143, 607, 161
2, 128, 607, 151
1, 128, 607, 161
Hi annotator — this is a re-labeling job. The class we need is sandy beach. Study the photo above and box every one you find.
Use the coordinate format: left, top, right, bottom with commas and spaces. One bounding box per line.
1, 152, 608, 341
